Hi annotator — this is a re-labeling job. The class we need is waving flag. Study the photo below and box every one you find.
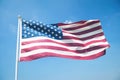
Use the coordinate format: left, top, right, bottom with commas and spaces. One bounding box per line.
19, 19, 110, 61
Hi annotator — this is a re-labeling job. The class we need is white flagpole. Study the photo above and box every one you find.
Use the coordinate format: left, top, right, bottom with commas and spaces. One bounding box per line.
15, 15, 22, 80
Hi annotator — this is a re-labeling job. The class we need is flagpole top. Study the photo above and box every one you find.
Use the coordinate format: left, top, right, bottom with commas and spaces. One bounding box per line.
18, 15, 22, 19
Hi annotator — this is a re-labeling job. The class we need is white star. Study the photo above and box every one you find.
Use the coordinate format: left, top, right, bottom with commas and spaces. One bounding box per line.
58, 31, 61, 33
24, 31, 27, 33
36, 22, 39, 25
53, 26, 56, 28
31, 29, 34, 32
52, 36, 55, 39
47, 24, 50, 27
48, 34, 51, 37
51, 27, 53, 29
44, 27, 47, 30
55, 34, 58, 36
24, 35, 27, 37
23, 26, 26, 29
33, 21, 36, 24
45, 32, 47, 34
26, 21, 29, 24
23, 24, 27, 27
48, 29, 50, 32
37, 28, 40, 30
26, 27, 30, 30
31, 34, 34, 36
40, 25, 43, 27
30, 23, 32, 26
23, 20, 26, 22
27, 32, 30, 35
34, 26, 36, 28
38, 32, 41, 35
43, 23, 46, 25
51, 32, 54, 34
59, 36, 62, 39
54, 29, 57, 31
34, 31, 37, 34
41, 30, 44, 32
39, 22, 42, 24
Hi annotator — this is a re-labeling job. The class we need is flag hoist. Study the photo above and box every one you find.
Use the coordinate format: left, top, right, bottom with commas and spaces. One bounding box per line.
15, 15, 22, 80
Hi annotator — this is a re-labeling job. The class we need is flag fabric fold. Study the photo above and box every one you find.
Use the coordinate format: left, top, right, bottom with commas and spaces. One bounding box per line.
19, 19, 110, 61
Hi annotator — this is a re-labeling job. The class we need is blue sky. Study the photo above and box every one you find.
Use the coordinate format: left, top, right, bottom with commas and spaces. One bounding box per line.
0, 0, 120, 80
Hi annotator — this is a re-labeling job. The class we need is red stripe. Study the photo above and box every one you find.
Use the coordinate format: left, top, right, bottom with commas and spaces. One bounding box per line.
85, 39, 107, 45
22, 39, 84, 47
21, 45, 108, 54
59, 20, 100, 31
63, 26, 102, 35
80, 32, 104, 40
58, 20, 99, 27
63, 32, 104, 41
20, 50, 105, 61
57, 21, 87, 26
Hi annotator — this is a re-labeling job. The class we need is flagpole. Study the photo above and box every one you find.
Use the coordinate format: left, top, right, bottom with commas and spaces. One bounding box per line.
15, 15, 22, 80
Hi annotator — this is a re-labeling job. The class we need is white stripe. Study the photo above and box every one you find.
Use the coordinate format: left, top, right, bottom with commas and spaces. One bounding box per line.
21, 36, 107, 48
63, 29, 103, 38
64, 23, 101, 33
63, 36, 106, 45
21, 36, 52, 42
20, 47, 107, 57
22, 35, 106, 44
83, 36, 105, 43
21, 41, 109, 50
60, 23, 83, 29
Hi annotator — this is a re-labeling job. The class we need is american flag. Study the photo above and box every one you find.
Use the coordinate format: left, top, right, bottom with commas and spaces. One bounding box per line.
20, 19, 110, 61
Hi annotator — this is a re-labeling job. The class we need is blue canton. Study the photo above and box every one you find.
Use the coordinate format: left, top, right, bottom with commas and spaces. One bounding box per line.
22, 19, 63, 40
